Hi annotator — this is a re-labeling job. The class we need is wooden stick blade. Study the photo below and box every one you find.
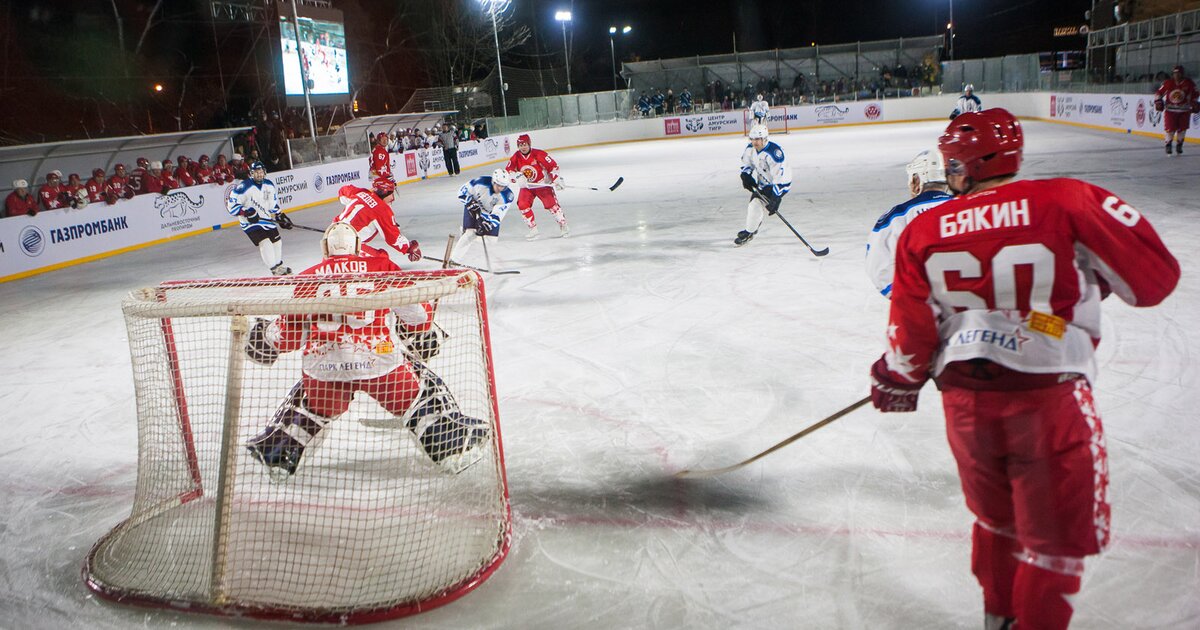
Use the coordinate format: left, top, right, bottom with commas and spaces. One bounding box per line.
673, 396, 871, 479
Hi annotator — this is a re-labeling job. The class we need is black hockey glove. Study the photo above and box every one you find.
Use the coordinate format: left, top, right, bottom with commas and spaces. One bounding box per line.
243, 210, 259, 224
740, 171, 757, 192
465, 198, 485, 218
276, 212, 294, 230
759, 188, 781, 215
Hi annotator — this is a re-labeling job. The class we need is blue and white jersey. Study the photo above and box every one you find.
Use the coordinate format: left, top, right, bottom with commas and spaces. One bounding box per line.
953, 94, 982, 117
680, 90, 693, 108
458, 176, 515, 236
740, 140, 792, 196
749, 98, 770, 119
226, 178, 281, 232
865, 189, 952, 298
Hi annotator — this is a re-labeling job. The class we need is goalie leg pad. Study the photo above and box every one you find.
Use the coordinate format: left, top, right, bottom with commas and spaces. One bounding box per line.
246, 382, 332, 476
403, 361, 490, 473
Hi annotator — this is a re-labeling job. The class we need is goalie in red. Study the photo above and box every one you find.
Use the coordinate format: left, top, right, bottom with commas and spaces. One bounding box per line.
506, 133, 570, 239
242, 222, 489, 478
870, 108, 1179, 630
333, 177, 422, 262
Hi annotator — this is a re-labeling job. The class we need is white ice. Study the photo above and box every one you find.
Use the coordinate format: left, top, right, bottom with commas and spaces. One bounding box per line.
1, 121, 1198, 629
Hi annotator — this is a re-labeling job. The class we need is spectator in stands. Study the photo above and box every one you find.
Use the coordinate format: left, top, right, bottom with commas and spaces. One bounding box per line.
105, 164, 135, 203
85, 169, 107, 204
65, 173, 87, 208
160, 159, 180, 190
5, 179, 38, 217
438, 123, 461, 176
194, 155, 216, 184
39, 171, 67, 211
144, 161, 168, 195
175, 156, 196, 187
230, 153, 249, 180
680, 87, 693, 113
637, 91, 651, 117
665, 88, 676, 114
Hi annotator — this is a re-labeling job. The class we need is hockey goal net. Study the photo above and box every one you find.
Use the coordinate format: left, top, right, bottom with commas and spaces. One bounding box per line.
84, 269, 511, 623
743, 106, 792, 135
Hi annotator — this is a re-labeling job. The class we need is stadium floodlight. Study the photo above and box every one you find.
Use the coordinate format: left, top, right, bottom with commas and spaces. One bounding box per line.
608, 25, 631, 91
556, 10, 573, 94
480, 0, 509, 118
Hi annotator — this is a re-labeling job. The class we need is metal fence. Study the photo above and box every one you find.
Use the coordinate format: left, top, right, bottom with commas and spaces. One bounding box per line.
486, 90, 636, 136
1088, 9, 1200, 84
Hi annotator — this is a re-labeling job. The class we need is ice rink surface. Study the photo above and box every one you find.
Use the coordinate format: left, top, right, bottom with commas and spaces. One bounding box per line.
1, 120, 1197, 629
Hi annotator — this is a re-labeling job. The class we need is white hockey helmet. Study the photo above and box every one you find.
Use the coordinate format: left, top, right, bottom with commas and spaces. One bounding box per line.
748, 124, 770, 141
757, 93, 764, 100
322, 222, 361, 257
491, 169, 515, 188
964, 84, 975, 93
905, 148, 947, 187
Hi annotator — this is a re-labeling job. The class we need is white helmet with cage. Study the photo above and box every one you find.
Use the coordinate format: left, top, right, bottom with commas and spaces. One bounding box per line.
491, 169, 515, 188
748, 124, 770, 141
322, 222, 361, 257
905, 148, 947, 187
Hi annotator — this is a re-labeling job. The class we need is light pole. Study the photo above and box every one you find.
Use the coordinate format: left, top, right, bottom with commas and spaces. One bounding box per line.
609, 25, 631, 91
948, 0, 955, 60
555, 10, 573, 94
482, 0, 508, 118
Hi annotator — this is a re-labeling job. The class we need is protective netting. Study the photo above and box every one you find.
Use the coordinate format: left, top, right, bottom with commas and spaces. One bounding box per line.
84, 270, 511, 623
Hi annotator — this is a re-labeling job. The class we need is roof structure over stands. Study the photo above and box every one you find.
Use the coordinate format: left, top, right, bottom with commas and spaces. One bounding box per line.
0, 128, 251, 196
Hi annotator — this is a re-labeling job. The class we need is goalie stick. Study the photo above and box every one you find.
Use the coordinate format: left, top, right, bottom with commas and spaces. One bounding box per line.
674, 396, 870, 479
423, 254, 521, 275
750, 189, 829, 257
525, 176, 624, 192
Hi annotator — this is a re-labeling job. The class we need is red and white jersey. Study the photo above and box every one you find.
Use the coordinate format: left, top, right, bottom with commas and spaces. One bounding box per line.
175, 165, 196, 188
370, 145, 391, 179
1155, 78, 1199, 113
127, 167, 148, 195
333, 187, 413, 255
213, 164, 234, 184
38, 184, 66, 210
506, 148, 559, 184
85, 178, 106, 203
883, 178, 1179, 385
270, 254, 432, 381
105, 175, 132, 201
194, 165, 215, 185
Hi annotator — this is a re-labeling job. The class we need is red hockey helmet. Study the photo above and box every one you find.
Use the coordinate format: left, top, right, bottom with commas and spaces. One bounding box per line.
1173, 65, 1185, 75
136, 157, 149, 169
338, 184, 360, 199
376, 132, 387, 144
92, 168, 105, 178
114, 163, 126, 172
199, 154, 210, 163
372, 177, 396, 198
68, 173, 80, 182
161, 158, 173, 167
517, 133, 531, 146
938, 108, 1023, 183
217, 153, 227, 162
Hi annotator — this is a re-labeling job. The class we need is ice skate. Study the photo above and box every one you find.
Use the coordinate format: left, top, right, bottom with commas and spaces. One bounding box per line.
1176, 141, 1184, 155
559, 223, 570, 238
733, 230, 756, 246
526, 226, 540, 240
1166, 142, 1173, 155
270, 263, 292, 276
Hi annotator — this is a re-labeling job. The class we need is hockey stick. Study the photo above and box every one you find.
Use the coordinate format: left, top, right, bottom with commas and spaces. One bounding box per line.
750, 189, 829, 257
292, 223, 326, 234
674, 396, 871, 479
423, 253, 521, 275
525, 176, 624, 192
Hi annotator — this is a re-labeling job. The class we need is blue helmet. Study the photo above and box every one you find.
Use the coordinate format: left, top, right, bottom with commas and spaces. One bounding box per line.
249, 161, 266, 172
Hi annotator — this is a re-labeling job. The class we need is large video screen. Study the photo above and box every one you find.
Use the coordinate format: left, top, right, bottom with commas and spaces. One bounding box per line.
279, 14, 349, 97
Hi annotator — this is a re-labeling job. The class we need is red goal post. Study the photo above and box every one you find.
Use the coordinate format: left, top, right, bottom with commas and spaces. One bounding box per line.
743, 107, 792, 135
84, 269, 511, 624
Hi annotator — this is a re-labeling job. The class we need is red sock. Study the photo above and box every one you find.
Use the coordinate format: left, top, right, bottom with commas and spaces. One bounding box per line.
1013, 560, 1082, 630
971, 522, 1021, 618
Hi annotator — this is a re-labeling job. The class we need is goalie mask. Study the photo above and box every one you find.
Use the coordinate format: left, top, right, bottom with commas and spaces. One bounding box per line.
905, 149, 946, 187
322, 222, 361, 257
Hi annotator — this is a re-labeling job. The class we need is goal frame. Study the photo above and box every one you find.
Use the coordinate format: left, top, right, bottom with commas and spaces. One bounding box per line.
744, 106, 791, 135
83, 269, 513, 624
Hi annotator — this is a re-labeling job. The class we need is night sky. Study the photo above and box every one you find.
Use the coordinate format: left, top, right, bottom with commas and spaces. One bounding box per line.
537, 0, 1093, 90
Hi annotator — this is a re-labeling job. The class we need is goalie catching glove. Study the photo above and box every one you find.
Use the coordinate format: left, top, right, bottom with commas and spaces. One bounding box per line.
870, 355, 924, 412
245, 318, 281, 366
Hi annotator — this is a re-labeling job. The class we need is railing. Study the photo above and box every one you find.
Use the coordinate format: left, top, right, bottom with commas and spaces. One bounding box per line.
486, 90, 636, 136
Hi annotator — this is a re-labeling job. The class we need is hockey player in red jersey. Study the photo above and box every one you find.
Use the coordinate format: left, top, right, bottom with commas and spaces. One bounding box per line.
84, 169, 107, 204
870, 108, 1179, 630
194, 155, 216, 184
5, 179, 38, 217
1154, 65, 1199, 155
332, 177, 421, 262
213, 154, 234, 184
143, 161, 168, 195
127, 157, 150, 195
64, 173, 88, 208
105, 164, 135, 204
506, 133, 569, 239
369, 132, 392, 181
174, 157, 196, 187
38, 171, 67, 211
241, 222, 489, 477
160, 159, 180, 191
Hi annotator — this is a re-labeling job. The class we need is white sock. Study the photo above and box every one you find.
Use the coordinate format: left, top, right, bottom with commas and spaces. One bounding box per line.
451, 231, 477, 261
257, 239, 278, 269
744, 198, 766, 232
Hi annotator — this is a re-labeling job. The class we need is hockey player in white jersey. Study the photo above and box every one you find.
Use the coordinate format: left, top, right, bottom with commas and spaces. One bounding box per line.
450, 169, 516, 264
950, 84, 982, 119
865, 149, 952, 297
749, 93, 770, 127
734, 124, 792, 246
226, 161, 293, 275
